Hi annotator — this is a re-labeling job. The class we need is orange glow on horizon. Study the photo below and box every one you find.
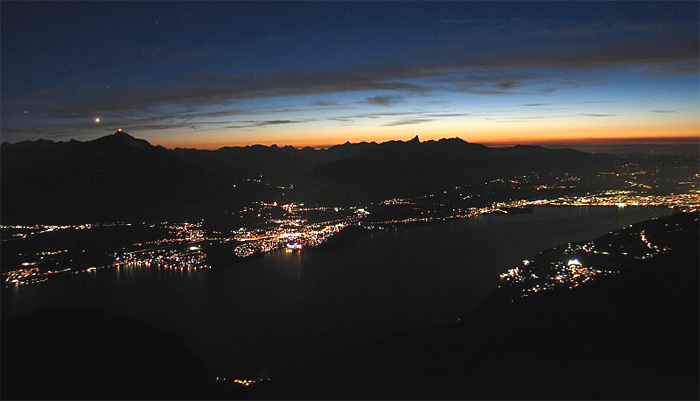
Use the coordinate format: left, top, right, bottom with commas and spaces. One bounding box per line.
146, 112, 699, 150
157, 134, 699, 150
154, 124, 699, 150
479, 136, 700, 147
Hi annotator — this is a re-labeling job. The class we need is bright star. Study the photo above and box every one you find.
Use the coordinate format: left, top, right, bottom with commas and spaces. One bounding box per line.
94, 117, 100, 123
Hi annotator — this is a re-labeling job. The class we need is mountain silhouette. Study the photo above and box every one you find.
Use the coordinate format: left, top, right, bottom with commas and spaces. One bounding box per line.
2, 132, 617, 222
300, 137, 615, 203
1, 131, 232, 223
172, 140, 376, 182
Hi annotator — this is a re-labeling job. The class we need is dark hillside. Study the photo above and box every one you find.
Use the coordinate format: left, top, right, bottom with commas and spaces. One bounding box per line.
253, 213, 699, 399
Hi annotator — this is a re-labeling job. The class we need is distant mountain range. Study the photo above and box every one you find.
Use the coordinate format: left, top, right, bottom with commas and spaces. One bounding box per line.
2, 131, 618, 223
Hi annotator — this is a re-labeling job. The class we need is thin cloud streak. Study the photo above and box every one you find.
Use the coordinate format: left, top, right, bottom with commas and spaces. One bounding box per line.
361, 95, 404, 106
42, 29, 698, 118
384, 118, 433, 127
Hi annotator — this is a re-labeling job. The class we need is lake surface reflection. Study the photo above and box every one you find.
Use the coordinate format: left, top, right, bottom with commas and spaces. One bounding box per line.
2, 206, 672, 377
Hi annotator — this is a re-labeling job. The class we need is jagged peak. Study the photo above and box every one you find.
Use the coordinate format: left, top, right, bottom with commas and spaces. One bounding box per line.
409, 135, 420, 144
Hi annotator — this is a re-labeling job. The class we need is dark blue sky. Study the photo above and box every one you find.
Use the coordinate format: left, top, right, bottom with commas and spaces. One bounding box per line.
2, 1, 698, 147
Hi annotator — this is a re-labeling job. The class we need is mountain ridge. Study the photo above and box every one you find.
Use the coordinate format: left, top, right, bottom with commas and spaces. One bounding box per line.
1, 131, 615, 222
1, 133, 568, 153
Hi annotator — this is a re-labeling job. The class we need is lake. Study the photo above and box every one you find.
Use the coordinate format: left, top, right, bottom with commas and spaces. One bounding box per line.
1, 206, 672, 378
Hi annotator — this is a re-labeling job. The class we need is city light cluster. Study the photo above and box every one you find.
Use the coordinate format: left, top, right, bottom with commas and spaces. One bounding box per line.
3, 267, 41, 285
496, 212, 696, 299
500, 257, 615, 298
3, 267, 73, 286
545, 191, 699, 212
115, 247, 211, 271
233, 222, 346, 258
215, 376, 268, 387
380, 198, 415, 205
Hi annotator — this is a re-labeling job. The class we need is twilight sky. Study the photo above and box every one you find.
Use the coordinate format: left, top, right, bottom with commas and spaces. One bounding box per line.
1, 1, 698, 148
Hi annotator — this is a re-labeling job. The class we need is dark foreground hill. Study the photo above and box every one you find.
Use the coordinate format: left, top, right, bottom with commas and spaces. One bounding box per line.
254, 212, 699, 399
2, 213, 697, 399
0, 307, 245, 400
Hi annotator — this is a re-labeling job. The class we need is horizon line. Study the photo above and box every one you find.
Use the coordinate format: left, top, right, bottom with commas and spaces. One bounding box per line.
163, 135, 700, 151
2, 133, 698, 151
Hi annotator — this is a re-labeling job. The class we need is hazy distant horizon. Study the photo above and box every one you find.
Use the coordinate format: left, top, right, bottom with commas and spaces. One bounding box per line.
3, 129, 698, 157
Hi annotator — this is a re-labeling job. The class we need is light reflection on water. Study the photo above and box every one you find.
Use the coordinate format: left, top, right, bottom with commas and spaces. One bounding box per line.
2, 206, 672, 378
